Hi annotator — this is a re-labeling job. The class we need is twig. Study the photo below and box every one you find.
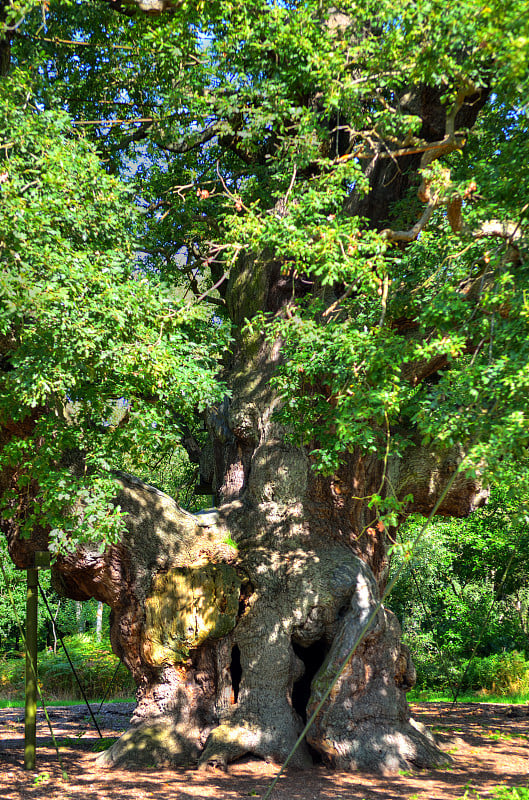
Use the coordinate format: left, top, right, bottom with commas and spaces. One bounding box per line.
72, 116, 160, 127
323, 277, 360, 317
216, 162, 250, 212
19, 180, 40, 194
191, 272, 229, 305
468, 337, 487, 369
283, 164, 297, 208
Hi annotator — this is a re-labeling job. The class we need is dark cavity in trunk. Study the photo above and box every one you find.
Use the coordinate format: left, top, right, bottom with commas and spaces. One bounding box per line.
291, 639, 328, 723
229, 644, 242, 704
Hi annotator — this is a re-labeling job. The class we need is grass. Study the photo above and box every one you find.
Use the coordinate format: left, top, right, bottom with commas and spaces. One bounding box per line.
407, 689, 529, 704
479, 729, 527, 742
458, 789, 529, 800
92, 737, 118, 752
0, 696, 135, 709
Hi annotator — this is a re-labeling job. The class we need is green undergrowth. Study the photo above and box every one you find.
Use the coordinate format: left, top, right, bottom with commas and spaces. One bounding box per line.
0, 696, 135, 708
409, 651, 529, 702
464, 652, 529, 695
0, 633, 135, 702
408, 688, 529, 704
458, 788, 529, 800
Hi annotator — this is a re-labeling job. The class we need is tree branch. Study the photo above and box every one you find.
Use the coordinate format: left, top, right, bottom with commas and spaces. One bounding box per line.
72, 116, 160, 126
380, 193, 439, 243
157, 121, 221, 154
473, 219, 525, 243
105, 121, 154, 152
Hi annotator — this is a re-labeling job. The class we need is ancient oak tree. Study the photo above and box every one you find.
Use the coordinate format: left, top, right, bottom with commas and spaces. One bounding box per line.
1, 0, 528, 773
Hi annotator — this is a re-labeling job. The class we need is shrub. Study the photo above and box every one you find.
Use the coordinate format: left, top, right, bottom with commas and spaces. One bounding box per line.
463, 651, 529, 695
0, 652, 25, 699
0, 633, 135, 701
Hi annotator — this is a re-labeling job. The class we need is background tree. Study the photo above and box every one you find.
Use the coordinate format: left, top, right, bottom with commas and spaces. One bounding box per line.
1, 0, 528, 774
391, 469, 529, 692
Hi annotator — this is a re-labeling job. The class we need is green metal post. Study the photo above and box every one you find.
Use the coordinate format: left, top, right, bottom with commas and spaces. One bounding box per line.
24, 566, 38, 770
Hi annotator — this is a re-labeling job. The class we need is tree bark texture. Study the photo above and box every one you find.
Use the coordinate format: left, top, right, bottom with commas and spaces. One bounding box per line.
3, 295, 486, 775
49, 393, 484, 773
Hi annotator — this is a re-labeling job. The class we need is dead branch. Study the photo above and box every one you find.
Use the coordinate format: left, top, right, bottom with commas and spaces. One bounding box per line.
380, 193, 439, 242
473, 220, 524, 242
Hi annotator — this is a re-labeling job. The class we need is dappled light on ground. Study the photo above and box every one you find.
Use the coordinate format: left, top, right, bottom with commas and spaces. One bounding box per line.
1, 702, 529, 799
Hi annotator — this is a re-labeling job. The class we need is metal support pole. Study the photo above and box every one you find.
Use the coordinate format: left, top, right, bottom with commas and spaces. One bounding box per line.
24, 566, 38, 770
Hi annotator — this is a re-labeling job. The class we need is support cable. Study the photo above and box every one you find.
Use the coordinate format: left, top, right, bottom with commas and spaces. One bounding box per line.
96, 660, 123, 714
38, 581, 103, 738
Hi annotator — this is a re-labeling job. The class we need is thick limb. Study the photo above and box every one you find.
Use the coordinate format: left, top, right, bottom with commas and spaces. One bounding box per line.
306, 566, 449, 773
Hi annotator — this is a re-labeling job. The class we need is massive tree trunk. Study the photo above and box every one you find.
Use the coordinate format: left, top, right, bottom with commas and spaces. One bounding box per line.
4, 258, 486, 773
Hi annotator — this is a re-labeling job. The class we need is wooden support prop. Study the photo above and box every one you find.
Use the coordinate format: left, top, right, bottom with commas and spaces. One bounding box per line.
24, 551, 50, 771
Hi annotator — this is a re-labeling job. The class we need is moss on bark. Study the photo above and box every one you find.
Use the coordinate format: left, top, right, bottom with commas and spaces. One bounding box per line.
142, 564, 242, 665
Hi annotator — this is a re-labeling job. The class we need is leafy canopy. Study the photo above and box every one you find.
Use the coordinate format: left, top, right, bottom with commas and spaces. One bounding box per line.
0, 80, 227, 549
0, 0, 528, 549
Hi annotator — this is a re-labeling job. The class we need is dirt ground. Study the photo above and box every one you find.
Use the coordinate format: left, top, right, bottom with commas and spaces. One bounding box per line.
1, 701, 529, 800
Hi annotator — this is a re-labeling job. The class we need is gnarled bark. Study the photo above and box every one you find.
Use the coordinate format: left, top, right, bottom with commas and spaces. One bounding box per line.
3, 355, 484, 774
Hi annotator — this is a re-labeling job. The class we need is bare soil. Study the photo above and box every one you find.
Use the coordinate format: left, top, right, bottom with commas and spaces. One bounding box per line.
1, 701, 529, 799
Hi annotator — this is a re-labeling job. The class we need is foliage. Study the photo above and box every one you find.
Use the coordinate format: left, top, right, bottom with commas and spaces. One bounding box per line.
0, 0, 527, 550
0, 83, 227, 552
0, 537, 26, 652
213, 0, 529, 480
0, 2, 528, 748
0, 535, 111, 653
37, 633, 135, 699
116, 441, 206, 509
0, 632, 135, 701
464, 651, 529, 695
462, 789, 529, 800
408, 688, 529, 704
490, 789, 529, 800
390, 475, 529, 690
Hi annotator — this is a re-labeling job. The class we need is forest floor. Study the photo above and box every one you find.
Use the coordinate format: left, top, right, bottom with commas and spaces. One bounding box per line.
1, 701, 528, 800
